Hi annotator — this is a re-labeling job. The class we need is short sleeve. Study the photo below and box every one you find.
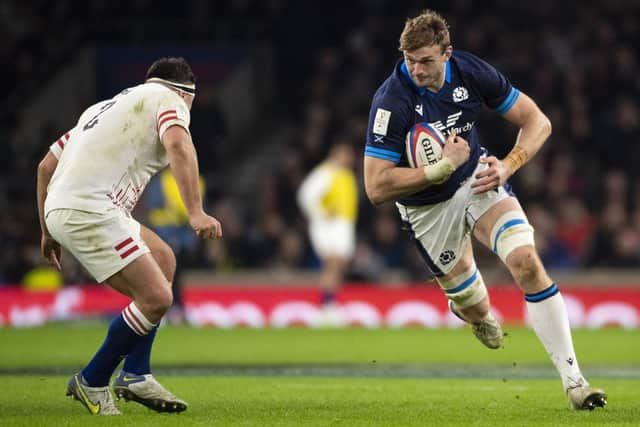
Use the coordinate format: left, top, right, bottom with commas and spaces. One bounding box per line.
156, 94, 191, 140
48, 129, 74, 159
462, 53, 520, 114
365, 93, 411, 164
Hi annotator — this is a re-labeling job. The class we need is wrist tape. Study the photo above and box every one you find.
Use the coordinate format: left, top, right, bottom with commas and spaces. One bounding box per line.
423, 157, 456, 184
503, 146, 528, 174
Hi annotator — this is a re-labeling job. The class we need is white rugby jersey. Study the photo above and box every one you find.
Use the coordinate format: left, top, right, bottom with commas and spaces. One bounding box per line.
45, 82, 190, 214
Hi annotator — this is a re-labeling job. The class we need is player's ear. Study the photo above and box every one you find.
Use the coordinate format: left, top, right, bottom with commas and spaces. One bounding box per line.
443, 45, 453, 60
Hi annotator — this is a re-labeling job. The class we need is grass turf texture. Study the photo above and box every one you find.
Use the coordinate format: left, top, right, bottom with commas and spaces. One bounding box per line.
1, 326, 639, 426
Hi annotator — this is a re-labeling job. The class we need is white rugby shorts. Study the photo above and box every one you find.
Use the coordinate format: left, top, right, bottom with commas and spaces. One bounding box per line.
309, 218, 355, 259
397, 161, 510, 276
45, 208, 150, 283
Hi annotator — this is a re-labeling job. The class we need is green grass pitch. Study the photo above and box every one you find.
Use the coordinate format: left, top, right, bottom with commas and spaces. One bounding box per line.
1, 325, 639, 426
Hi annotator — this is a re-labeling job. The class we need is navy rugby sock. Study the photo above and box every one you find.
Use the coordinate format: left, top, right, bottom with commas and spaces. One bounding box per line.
123, 325, 158, 375
82, 313, 144, 387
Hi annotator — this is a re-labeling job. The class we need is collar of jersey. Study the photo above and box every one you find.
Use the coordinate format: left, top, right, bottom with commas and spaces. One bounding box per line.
400, 60, 451, 97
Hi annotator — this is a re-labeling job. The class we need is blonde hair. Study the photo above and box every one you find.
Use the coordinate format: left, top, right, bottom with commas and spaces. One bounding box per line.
399, 9, 450, 53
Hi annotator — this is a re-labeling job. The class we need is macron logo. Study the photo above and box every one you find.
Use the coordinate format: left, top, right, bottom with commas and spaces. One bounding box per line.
415, 104, 423, 116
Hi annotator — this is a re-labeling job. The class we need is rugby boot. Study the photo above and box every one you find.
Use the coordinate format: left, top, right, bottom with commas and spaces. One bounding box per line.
113, 370, 187, 413
450, 301, 504, 349
66, 372, 121, 415
567, 381, 607, 410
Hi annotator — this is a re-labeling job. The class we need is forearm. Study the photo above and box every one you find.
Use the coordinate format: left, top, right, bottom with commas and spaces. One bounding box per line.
366, 166, 429, 205
37, 168, 52, 236
165, 139, 203, 216
504, 110, 551, 175
37, 152, 58, 236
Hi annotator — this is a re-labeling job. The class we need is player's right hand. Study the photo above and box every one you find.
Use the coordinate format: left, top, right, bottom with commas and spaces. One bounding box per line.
189, 211, 223, 239
442, 131, 470, 169
41, 235, 62, 271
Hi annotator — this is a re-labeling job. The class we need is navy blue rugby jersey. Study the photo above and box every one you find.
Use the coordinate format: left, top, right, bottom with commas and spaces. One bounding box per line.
365, 50, 520, 206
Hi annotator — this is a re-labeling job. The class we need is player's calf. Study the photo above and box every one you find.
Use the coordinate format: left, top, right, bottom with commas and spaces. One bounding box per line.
489, 211, 550, 293
438, 264, 487, 311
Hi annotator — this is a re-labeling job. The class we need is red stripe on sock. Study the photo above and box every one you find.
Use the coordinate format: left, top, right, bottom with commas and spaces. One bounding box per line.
126, 305, 149, 334
122, 307, 145, 336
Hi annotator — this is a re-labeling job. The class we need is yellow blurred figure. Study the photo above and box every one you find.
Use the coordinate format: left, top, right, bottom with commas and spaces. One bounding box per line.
149, 169, 205, 227
22, 265, 63, 291
297, 143, 357, 325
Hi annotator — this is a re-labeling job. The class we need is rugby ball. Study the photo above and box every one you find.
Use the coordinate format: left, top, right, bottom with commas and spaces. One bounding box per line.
405, 122, 446, 168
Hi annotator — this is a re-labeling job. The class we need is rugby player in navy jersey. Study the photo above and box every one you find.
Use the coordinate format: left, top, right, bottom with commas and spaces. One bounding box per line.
364, 10, 606, 410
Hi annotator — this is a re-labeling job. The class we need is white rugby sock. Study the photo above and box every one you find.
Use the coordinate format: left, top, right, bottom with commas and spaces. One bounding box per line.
526, 285, 586, 390
122, 302, 156, 336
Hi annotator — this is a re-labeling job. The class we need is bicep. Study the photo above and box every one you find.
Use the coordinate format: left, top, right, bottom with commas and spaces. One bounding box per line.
364, 155, 395, 189
501, 92, 541, 127
38, 150, 59, 174
161, 125, 192, 151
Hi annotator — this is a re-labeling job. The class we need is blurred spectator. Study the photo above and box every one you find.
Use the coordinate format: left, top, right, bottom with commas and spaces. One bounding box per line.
527, 203, 576, 270
22, 264, 63, 291
587, 201, 628, 266
555, 197, 595, 264
297, 143, 357, 324
610, 226, 640, 268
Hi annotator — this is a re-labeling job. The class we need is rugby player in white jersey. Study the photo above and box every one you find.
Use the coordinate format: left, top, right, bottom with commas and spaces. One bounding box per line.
37, 57, 221, 415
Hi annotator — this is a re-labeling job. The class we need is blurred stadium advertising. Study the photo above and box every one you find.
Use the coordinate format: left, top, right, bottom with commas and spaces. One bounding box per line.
3, 282, 640, 329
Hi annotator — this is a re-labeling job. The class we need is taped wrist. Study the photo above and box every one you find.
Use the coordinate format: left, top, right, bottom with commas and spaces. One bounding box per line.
423, 157, 455, 184
503, 146, 529, 174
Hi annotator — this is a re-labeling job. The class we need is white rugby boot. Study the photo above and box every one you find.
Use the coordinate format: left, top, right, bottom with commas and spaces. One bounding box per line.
113, 371, 188, 413
66, 372, 121, 415
566, 380, 607, 410
450, 301, 504, 349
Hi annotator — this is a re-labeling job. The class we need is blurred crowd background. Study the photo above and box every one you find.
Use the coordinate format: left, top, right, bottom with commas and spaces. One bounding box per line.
1, 0, 640, 287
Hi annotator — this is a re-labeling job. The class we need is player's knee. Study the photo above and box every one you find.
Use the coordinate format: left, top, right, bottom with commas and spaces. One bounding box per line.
145, 285, 173, 318
506, 246, 544, 285
157, 285, 174, 313
438, 264, 488, 309
490, 211, 535, 263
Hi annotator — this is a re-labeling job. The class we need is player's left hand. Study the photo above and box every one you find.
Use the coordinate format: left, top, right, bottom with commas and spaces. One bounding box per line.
189, 211, 223, 240
471, 156, 511, 194
41, 235, 62, 271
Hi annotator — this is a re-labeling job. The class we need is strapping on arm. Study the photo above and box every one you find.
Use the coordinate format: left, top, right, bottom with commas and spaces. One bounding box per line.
503, 145, 529, 175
